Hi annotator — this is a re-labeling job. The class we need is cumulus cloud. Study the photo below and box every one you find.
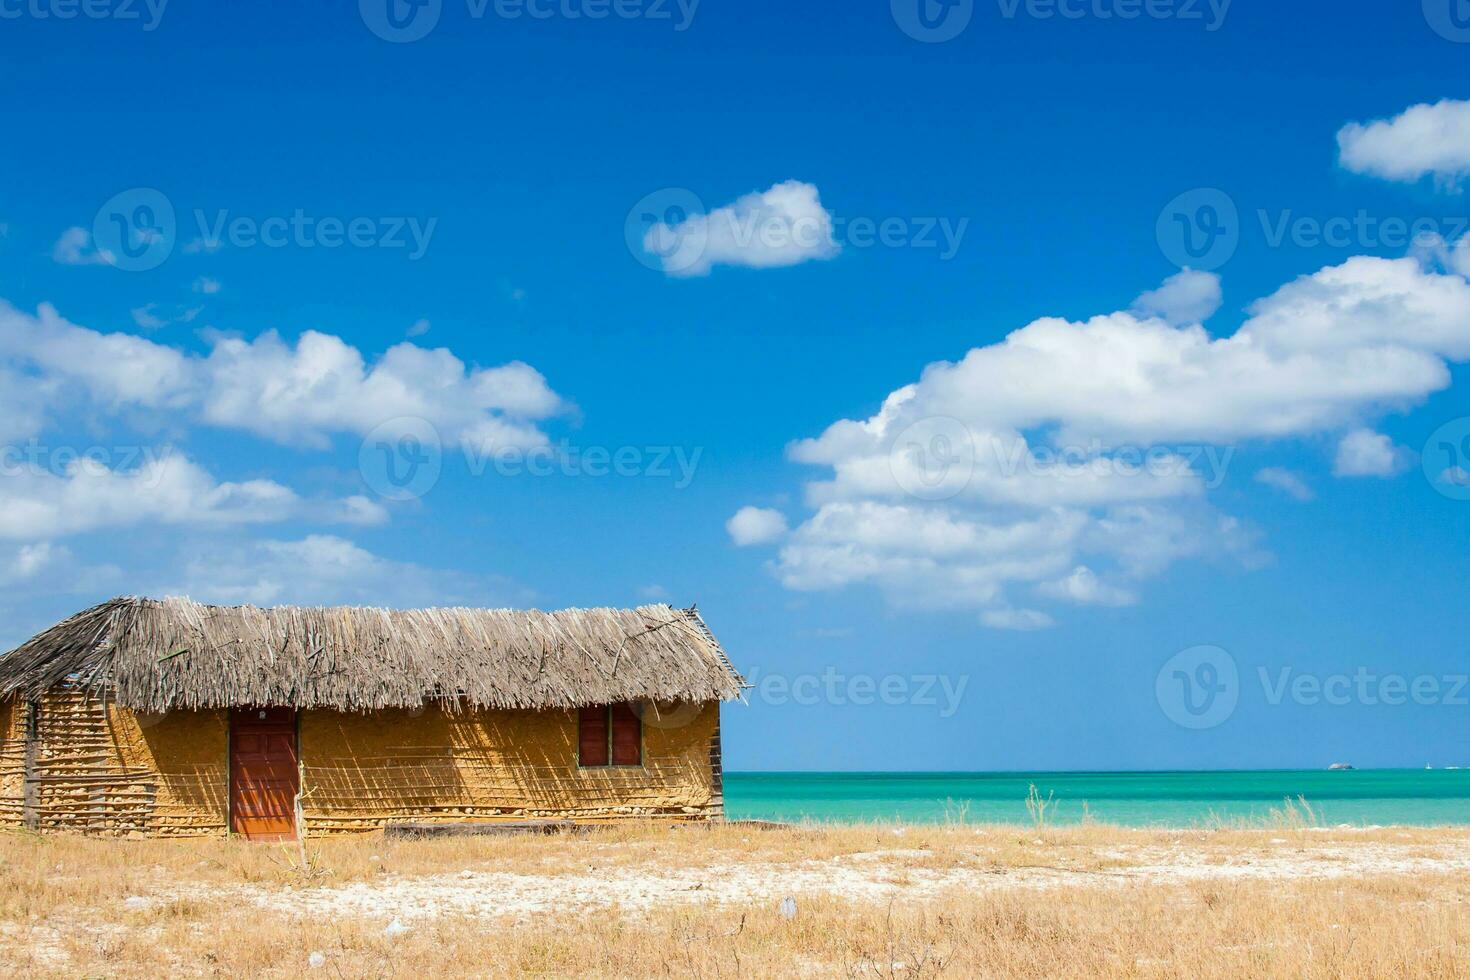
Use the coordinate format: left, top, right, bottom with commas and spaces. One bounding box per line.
0, 542, 63, 583
0, 300, 566, 450
130, 303, 201, 330
0, 454, 384, 541
981, 608, 1054, 631
1036, 565, 1136, 606
1334, 428, 1409, 477
727, 506, 789, 546
1131, 269, 1223, 326
1338, 99, 1470, 188
645, 180, 839, 277
199, 328, 563, 450
159, 534, 532, 609
753, 243, 1470, 628
1254, 467, 1315, 501
51, 227, 111, 265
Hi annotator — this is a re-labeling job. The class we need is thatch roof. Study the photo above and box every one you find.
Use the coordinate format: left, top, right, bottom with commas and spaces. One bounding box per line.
0, 597, 745, 713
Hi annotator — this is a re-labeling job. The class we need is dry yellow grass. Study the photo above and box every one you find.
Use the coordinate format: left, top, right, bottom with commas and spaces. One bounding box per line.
2, 822, 1468, 978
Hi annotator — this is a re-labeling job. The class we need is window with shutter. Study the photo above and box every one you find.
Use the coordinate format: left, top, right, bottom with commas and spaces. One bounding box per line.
578, 705, 609, 767
610, 703, 642, 766
577, 703, 643, 768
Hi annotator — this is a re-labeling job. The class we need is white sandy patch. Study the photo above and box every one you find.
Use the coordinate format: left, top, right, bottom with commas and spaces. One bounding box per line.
210, 842, 1470, 923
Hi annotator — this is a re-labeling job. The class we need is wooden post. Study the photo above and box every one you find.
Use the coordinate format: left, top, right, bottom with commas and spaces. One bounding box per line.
21, 699, 40, 830
708, 710, 724, 821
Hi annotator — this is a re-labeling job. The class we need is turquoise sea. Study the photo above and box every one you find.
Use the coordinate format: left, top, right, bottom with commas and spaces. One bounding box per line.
725, 770, 1470, 827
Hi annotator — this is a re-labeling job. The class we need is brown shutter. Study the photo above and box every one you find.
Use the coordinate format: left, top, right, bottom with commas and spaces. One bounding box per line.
610, 703, 642, 766
578, 706, 609, 766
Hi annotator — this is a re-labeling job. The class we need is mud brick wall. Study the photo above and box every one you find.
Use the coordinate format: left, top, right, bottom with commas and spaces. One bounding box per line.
298, 702, 724, 834
0, 693, 724, 836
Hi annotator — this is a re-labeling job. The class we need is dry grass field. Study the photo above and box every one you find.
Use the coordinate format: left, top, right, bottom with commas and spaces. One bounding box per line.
2, 819, 1468, 978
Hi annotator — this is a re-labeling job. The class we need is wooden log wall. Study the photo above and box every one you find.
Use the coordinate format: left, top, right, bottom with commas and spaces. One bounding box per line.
0, 697, 26, 830
0, 690, 227, 837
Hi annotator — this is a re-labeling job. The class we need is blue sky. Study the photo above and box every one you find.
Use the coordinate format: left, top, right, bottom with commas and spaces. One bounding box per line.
4, 0, 1470, 771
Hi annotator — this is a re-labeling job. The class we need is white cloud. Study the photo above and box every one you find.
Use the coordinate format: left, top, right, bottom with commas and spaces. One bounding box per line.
1131, 269, 1222, 326
638, 584, 672, 601
130, 303, 201, 330
1255, 467, 1315, 501
727, 506, 790, 546
755, 244, 1470, 626
193, 276, 221, 295
981, 608, 1054, 631
1441, 466, 1470, 487
1338, 99, 1470, 188
0, 542, 63, 583
1036, 565, 1136, 606
0, 454, 384, 542
160, 534, 532, 609
0, 367, 51, 442
407, 318, 430, 338
1333, 428, 1408, 477
51, 227, 111, 266
0, 300, 566, 450
182, 236, 222, 255
645, 180, 839, 277
0, 302, 197, 414
199, 329, 563, 450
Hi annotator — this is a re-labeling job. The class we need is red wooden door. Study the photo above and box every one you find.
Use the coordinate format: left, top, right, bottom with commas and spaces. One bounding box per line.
230, 707, 299, 841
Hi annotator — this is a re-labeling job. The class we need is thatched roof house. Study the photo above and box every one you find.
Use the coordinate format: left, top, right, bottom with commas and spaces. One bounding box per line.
0, 598, 744, 839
